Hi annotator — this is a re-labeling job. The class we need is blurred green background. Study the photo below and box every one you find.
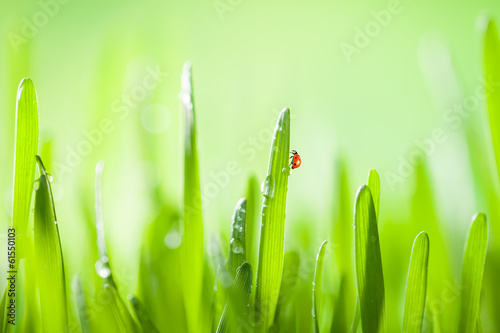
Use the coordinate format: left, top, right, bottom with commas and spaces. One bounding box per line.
1, 0, 500, 331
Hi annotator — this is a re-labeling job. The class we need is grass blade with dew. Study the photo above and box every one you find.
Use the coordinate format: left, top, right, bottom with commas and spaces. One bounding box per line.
255, 108, 291, 332
94, 161, 138, 332
33, 156, 68, 332
484, 19, 500, 183
128, 295, 160, 333
72, 275, 91, 333
402, 231, 430, 333
349, 169, 380, 333
457, 213, 488, 333
313, 240, 328, 333
216, 262, 253, 333
179, 61, 204, 333
354, 185, 386, 332
228, 198, 247, 275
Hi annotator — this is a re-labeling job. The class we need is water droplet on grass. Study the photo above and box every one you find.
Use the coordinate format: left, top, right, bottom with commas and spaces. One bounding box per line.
95, 259, 111, 278
261, 175, 275, 198
47, 173, 54, 183
230, 238, 244, 254
164, 228, 182, 249
33, 180, 40, 191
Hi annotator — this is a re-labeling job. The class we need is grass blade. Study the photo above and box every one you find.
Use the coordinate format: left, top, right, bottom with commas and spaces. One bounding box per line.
128, 295, 160, 333
94, 161, 138, 332
313, 240, 328, 333
255, 108, 291, 332
402, 231, 430, 333
354, 185, 386, 332
367, 169, 380, 220
228, 198, 247, 275
484, 20, 500, 183
72, 275, 91, 333
457, 213, 488, 333
179, 61, 204, 333
216, 262, 253, 333
246, 175, 260, 289
12, 77, 39, 238
34, 156, 68, 332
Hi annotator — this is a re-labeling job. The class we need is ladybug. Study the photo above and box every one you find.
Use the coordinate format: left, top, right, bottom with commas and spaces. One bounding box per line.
289, 150, 301, 169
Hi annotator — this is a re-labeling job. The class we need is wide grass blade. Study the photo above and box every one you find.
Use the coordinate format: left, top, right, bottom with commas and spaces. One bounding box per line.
255, 108, 291, 332
313, 240, 328, 333
354, 185, 386, 332
128, 295, 160, 333
179, 61, 204, 333
216, 262, 253, 333
12, 77, 39, 238
228, 198, 247, 275
484, 20, 500, 182
457, 213, 488, 333
34, 156, 68, 332
402, 231, 430, 333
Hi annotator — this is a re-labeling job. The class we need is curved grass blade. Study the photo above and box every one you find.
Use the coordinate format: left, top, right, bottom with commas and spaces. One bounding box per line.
12, 77, 39, 238
313, 240, 328, 333
457, 213, 488, 333
255, 108, 291, 332
72, 275, 91, 333
484, 20, 500, 182
94, 161, 138, 332
367, 169, 380, 220
128, 295, 160, 333
179, 61, 204, 333
402, 231, 430, 333
354, 185, 386, 332
216, 262, 253, 333
228, 198, 247, 275
34, 156, 68, 332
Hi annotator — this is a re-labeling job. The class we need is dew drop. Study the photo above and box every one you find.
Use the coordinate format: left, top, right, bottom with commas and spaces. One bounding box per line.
352, 224, 355, 229
164, 228, 182, 249
230, 238, 244, 254
33, 180, 40, 191
47, 173, 54, 183
260, 175, 275, 198
95, 259, 111, 278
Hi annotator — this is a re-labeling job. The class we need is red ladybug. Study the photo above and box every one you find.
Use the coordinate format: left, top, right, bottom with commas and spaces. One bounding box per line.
289, 150, 301, 169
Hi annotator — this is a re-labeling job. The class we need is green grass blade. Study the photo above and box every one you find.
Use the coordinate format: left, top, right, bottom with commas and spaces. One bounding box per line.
367, 169, 380, 220
94, 162, 138, 332
228, 198, 247, 275
179, 61, 204, 333
313, 240, 328, 333
354, 185, 386, 332
484, 20, 500, 183
349, 300, 360, 333
216, 262, 253, 333
246, 174, 260, 287
128, 295, 160, 333
72, 275, 91, 333
274, 250, 300, 326
34, 155, 68, 332
12, 77, 39, 238
255, 108, 291, 332
457, 213, 489, 333
402, 231, 430, 333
